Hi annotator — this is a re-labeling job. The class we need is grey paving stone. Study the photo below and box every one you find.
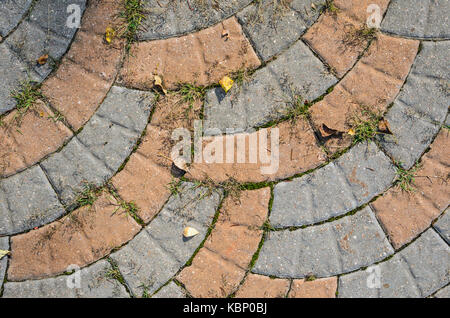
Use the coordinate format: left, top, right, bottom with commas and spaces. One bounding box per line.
0, 165, 65, 235
0, 43, 40, 115
153, 281, 186, 298
0, 0, 32, 37
77, 86, 154, 171
339, 229, 450, 298
0, 237, 9, 291
139, 0, 252, 40
2, 260, 129, 298
237, 0, 324, 61
379, 41, 450, 169
203, 40, 337, 133
433, 285, 450, 298
111, 183, 223, 296
270, 142, 396, 227
253, 207, 394, 278
41, 87, 154, 207
381, 0, 450, 39
434, 209, 449, 244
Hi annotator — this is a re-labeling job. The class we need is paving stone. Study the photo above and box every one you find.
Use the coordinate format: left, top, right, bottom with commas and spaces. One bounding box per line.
189, 119, 326, 183
77, 86, 153, 171
235, 274, 290, 298
0, 0, 32, 37
270, 142, 395, 227
0, 237, 9, 291
178, 188, 269, 298
8, 192, 141, 281
138, 0, 252, 40
288, 277, 337, 298
434, 209, 449, 245
433, 285, 450, 298
381, 0, 450, 39
237, 0, 325, 61
153, 282, 186, 298
373, 130, 450, 249
303, 0, 390, 77
119, 17, 260, 90
2, 260, 129, 298
41, 87, 153, 206
0, 100, 72, 177
0, 165, 65, 235
339, 229, 450, 298
253, 207, 394, 278
111, 183, 222, 296
204, 40, 337, 132
0, 44, 40, 115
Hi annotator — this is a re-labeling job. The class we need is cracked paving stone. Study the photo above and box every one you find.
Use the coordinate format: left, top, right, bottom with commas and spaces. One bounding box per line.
41, 86, 154, 207
110, 183, 223, 297
0, 0, 32, 37
270, 142, 395, 227
2, 260, 129, 298
0, 236, 9, 291
339, 229, 450, 298
378, 41, 450, 169
434, 209, 449, 244
138, 0, 252, 40
203, 40, 337, 133
381, 0, 450, 39
237, 0, 325, 61
0, 165, 65, 235
152, 282, 187, 298
253, 207, 394, 278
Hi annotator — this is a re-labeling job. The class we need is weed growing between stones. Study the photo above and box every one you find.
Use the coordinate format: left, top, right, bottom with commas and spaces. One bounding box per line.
343, 24, 378, 48
395, 162, 421, 193
283, 95, 310, 122
349, 108, 383, 145
10, 79, 42, 123
75, 183, 101, 207
118, 0, 146, 51
324, 0, 339, 15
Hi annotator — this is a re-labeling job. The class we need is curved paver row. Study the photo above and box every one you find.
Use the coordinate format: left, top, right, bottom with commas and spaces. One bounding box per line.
0, 0, 32, 39
0, 0, 87, 114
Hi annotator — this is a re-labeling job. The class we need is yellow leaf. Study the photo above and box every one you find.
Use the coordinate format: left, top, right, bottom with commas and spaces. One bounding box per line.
183, 227, 199, 238
105, 27, 115, 44
219, 76, 234, 93
154, 74, 167, 94
0, 250, 10, 260
348, 128, 355, 135
37, 54, 49, 65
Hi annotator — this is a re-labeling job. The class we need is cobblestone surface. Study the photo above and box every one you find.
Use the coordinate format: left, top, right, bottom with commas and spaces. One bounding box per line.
153, 282, 187, 298
253, 207, 394, 278
0, 0, 32, 37
338, 229, 450, 298
434, 209, 449, 244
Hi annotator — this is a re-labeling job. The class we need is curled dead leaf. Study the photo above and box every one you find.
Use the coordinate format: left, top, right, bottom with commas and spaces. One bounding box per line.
154, 74, 167, 94
37, 54, 49, 65
0, 250, 10, 260
378, 119, 392, 134
320, 124, 338, 137
183, 226, 199, 238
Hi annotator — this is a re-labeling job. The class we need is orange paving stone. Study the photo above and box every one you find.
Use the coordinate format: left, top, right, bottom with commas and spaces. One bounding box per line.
188, 119, 326, 183
235, 274, 290, 298
118, 17, 261, 90
288, 277, 338, 298
0, 100, 72, 177
42, 0, 123, 130
8, 192, 141, 281
111, 126, 173, 223
303, 0, 390, 77
310, 34, 419, 151
372, 130, 450, 249
178, 188, 270, 298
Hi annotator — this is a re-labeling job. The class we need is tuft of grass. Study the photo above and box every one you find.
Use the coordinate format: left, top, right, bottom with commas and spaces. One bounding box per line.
284, 95, 310, 121
343, 24, 377, 48
395, 162, 421, 192
324, 0, 339, 15
167, 178, 183, 196
350, 108, 382, 145
11, 80, 42, 117
178, 83, 206, 108
75, 183, 101, 207
119, 0, 146, 51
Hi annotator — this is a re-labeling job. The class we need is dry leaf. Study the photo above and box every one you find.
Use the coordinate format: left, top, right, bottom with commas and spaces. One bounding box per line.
348, 128, 355, 135
183, 227, 199, 238
105, 27, 115, 44
320, 124, 338, 137
37, 54, 49, 65
0, 250, 10, 260
154, 74, 167, 94
219, 76, 234, 93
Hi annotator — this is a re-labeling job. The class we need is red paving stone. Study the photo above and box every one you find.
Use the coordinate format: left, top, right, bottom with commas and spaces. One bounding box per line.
288, 277, 338, 298
8, 192, 141, 281
178, 188, 270, 298
372, 130, 450, 249
119, 17, 261, 90
235, 274, 290, 298
0, 100, 72, 177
